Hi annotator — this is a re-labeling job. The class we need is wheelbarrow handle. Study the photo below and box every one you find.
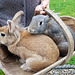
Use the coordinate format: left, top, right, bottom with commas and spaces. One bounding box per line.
44, 8, 74, 63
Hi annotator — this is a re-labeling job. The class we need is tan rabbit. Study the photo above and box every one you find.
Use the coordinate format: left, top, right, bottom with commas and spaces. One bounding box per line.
0, 11, 59, 72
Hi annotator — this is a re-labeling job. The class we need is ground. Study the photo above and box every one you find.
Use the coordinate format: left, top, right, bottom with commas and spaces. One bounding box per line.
0, 0, 75, 74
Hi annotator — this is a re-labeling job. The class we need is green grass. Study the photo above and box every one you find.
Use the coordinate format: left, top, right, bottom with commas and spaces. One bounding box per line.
50, 0, 75, 17
67, 56, 75, 65
49, 0, 75, 65
0, 70, 5, 75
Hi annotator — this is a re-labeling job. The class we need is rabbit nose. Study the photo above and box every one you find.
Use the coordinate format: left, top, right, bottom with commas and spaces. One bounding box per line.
30, 29, 35, 32
29, 28, 35, 32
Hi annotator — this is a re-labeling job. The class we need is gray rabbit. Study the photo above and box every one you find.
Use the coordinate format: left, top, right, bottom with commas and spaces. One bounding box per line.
27, 15, 75, 57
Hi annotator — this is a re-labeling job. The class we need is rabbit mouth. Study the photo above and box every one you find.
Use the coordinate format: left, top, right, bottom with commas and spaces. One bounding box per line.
28, 30, 38, 34
0, 41, 6, 45
28, 29, 38, 34
29, 31, 38, 34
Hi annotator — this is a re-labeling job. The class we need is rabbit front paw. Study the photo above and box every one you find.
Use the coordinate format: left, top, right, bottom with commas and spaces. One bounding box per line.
19, 59, 25, 64
20, 63, 33, 72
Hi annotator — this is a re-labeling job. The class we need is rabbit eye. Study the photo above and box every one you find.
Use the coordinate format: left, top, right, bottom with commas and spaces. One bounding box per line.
0, 33, 6, 37
40, 21, 42, 25
38, 21, 44, 27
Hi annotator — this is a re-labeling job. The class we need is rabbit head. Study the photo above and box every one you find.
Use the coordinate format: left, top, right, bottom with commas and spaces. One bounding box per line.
0, 21, 17, 46
0, 11, 24, 46
28, 15, 50, 34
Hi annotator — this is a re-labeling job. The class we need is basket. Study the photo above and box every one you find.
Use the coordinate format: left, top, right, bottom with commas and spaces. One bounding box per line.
0, 9, 75, 75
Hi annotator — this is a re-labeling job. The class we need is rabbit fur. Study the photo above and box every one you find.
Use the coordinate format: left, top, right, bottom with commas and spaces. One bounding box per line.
0, 11, 59, 72
27, 15, 75, 56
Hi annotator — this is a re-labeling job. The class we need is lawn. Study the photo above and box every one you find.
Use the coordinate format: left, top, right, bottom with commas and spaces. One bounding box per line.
67, 56, 75, 65
50, 0, 75, 65
0, 70, 5, 75
0, 0, 75, 75
50, 0, 75, 17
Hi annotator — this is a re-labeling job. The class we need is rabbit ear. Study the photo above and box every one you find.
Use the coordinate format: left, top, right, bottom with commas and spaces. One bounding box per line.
45, 15, 50, 22
12, 11, 24, 25
7, 20, 15, 33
